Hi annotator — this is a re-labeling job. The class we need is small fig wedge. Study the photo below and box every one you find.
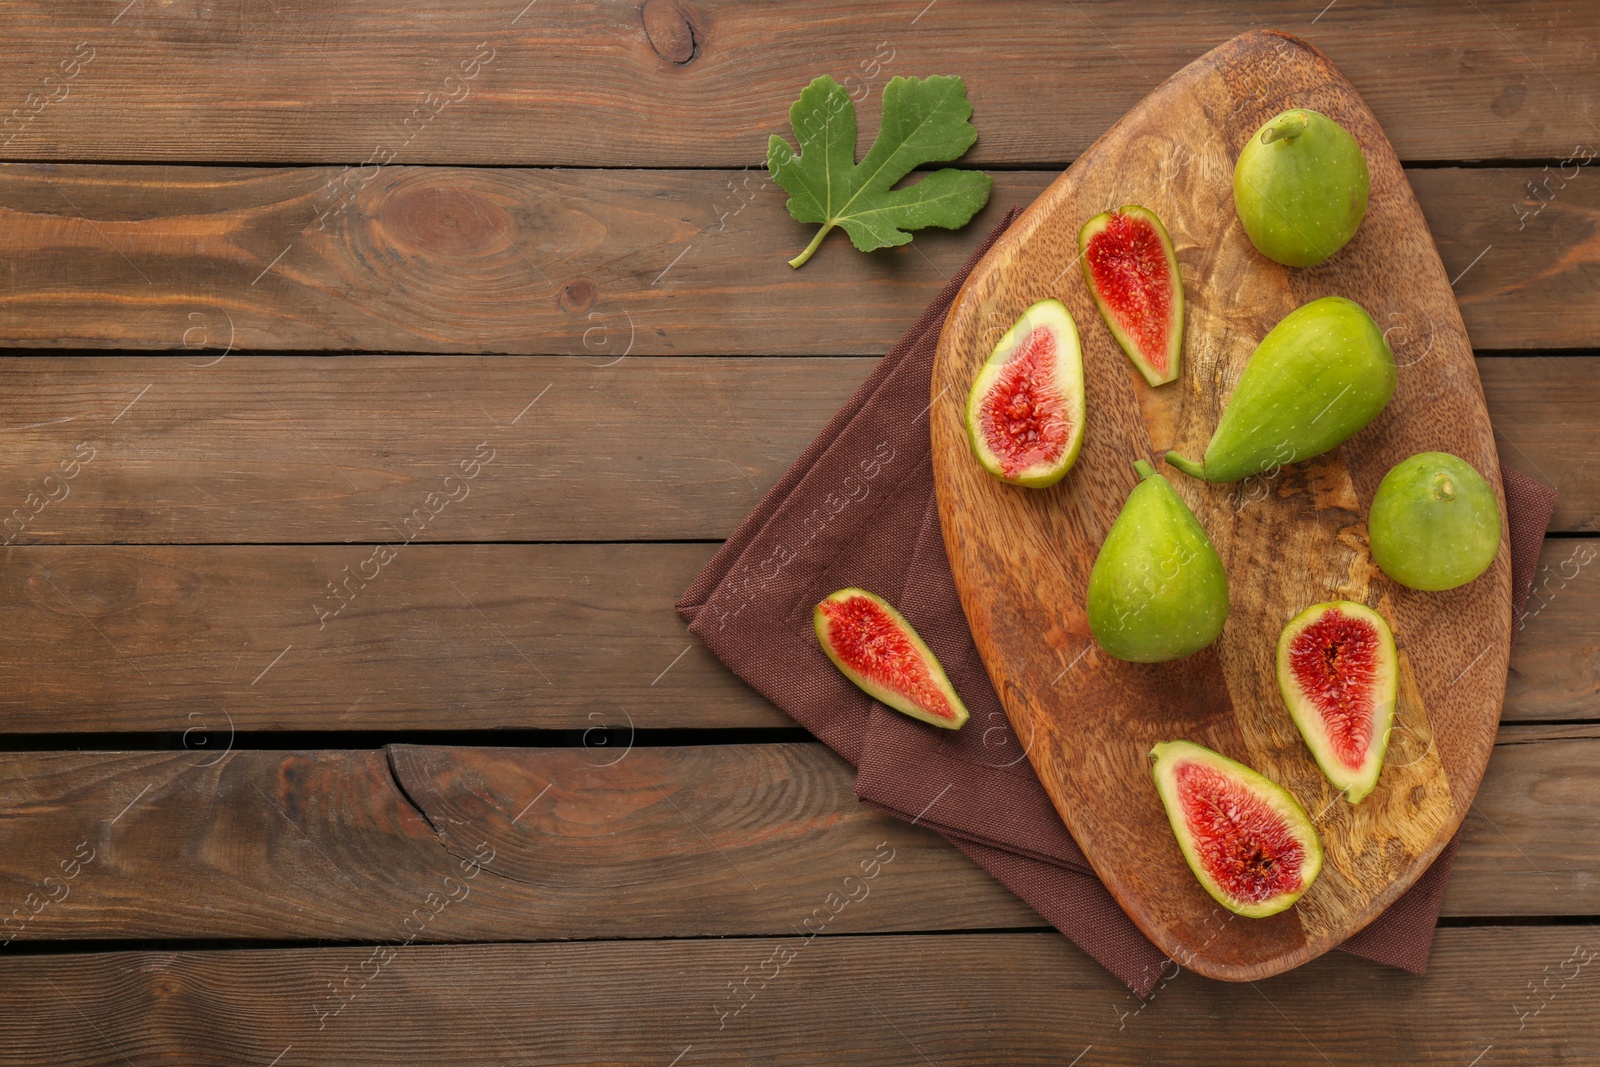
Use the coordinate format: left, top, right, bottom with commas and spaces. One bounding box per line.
1079, 205, 1184, 387
1151, 740, 1323, 918
1165, 296, 1395, 483
1276, 601, 1397, 803
1087, 460, 1229, 663
815, 588, 969, 729
964, 298, 1086, 488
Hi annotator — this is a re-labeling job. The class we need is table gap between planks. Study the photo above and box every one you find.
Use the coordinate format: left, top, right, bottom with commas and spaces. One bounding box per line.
1, 2, 1597, 1064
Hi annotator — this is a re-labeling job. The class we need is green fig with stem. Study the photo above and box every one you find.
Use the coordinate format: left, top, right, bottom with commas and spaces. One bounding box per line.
1087, 459, 1230, 663
1165, 296, 1396, 484
1368, 451, 1503, 591
1234, 108, 1370, 268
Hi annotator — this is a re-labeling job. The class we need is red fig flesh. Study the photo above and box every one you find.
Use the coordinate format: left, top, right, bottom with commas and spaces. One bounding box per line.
964, 299, 1085, 488
1079, 205, 1184, 387
1151, 741, 1322, 918
1276, 601, 1397, 803
815, 588, 969, 729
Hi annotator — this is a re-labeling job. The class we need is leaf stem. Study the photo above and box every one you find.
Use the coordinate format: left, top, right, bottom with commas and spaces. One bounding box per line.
788, 224, 834, 269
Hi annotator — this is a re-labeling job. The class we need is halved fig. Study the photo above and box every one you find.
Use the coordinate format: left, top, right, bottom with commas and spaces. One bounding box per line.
1079, 205, 1184, 387
1276, 601, 1397, 803
1151, 741, 1322, 918
964, 298, 1085, 488
814, 588, 969, 730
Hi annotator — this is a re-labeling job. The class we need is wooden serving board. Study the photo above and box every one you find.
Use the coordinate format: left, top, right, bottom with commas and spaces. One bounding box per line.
930, 30, 1511, 981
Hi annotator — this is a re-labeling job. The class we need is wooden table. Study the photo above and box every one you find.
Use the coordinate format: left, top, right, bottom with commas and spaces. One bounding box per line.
0, 3, 1595, 1063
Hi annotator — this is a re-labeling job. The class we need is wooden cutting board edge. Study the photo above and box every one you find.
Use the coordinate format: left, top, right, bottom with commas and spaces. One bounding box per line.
930, 28, 1511, 981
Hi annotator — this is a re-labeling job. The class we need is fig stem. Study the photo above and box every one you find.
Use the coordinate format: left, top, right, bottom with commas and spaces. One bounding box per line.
1133, 458, 1159, 480
1164, 451, 1207, 479
1260, 112, 1311, 145
788, 224, 833, 269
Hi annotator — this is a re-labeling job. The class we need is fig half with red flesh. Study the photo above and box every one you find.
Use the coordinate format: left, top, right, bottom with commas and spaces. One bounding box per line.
1277, 601, 1397, 804
963, 298, 1085, 488
814, 588, 969, 729
1151, 741, 1323, 918
1079, 205, 1184, 387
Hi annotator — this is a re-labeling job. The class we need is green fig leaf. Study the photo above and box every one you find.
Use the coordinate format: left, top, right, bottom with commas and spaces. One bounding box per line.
767, 75, 993, 268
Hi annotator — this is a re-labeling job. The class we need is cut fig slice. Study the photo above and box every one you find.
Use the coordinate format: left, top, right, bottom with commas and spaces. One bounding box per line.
1276, 601, 1398, 803
963, 298, 1085, 488
1151, 741, 1323, 918
814, 588, 969, 730
1079, 205, 1184, 387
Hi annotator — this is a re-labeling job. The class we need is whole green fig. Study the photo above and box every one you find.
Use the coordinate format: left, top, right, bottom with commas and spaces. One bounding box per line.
1087, 460, 1229, 663
1166, 296, 1395, 484
1367, 452, 1502, 591
1234, 108, 1369, 267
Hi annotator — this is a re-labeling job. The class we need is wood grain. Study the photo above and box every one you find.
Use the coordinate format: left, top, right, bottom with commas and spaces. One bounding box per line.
0, 928, 1594, 1066
0, 745, 1035, 943
1481, 357, 1600, 532
0, 543, 784, 732
0, 1, 1591, 166
1423, 167, 1600, 352
0, 165, 1592, 354
0, 164, 1027, 356
1508, 539, 1600, 721
0, 730, 1588, 944
1444, 724, 1600, 917
932, 30, 1507, 979
0, 539, 1588, 734
0, 356, 1587, 546
0, 355, 875, 545
0, 0, 1590, 1051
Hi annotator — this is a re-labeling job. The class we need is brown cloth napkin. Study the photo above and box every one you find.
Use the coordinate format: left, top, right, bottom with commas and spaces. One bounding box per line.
677, 210, 1559, 995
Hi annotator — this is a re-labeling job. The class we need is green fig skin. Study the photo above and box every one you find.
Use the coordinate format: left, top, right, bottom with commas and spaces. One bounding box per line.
1087, 460, 1230, 663
1368, 451, 1502, 591
1165, 296, 1396, 484
1234, 108, 1370, 268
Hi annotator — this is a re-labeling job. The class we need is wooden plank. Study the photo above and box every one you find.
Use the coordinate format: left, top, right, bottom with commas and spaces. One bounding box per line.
1480, 358, 1600, 533
1419, 168, 1600, 352
1420, 167, 1600, 350
0, 356, 1588, 547
0, 538, 1589, 733
0, 543, 786, 732
0, 730, 1591, 945
1509, 540, 1600, 722
1, 2, 1593, 166
0, 745, 1034, 944
0, 355, 876, 545
0, 928, 1594, 1065
0, 166, 1592, 354
1445, 725, 1600, 917
0, 165, 1032, 356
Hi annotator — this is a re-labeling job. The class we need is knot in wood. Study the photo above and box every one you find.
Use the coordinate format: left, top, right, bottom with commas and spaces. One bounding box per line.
560, 278, 597, 313
378, 184, 510, 259
642, 0, 697, 65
